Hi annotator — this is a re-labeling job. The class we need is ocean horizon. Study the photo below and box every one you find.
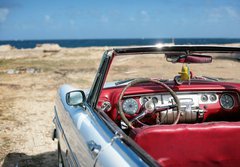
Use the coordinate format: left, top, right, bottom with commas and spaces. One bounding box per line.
1, 38, 240, 49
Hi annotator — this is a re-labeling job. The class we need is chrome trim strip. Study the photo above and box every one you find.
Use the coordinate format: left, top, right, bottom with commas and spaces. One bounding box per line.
54, 105, 79, 166
113, 45, 240, 55
54, 106, 63, 138
123, 91, 238, 98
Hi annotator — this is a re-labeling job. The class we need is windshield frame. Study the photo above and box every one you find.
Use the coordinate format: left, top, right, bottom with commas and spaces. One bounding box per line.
87, 45, 240, 108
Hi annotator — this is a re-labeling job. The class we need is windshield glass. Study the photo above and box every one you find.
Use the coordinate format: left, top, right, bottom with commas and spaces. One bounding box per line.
106, 52, 240, 84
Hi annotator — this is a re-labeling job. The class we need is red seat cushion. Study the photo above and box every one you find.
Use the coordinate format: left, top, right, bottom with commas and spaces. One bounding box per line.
131, 122, 240, 167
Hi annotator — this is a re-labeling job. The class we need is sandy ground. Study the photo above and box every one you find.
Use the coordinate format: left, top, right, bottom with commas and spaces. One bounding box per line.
0, 44, 239, 166
0, 46, 104, 166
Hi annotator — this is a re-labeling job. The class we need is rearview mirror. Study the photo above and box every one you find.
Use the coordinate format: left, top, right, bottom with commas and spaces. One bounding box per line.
66, 90, 86, 106
165, 53, 212, 63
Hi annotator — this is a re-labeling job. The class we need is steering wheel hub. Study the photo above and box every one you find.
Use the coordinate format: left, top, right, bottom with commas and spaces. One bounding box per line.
144, 100, 155, 113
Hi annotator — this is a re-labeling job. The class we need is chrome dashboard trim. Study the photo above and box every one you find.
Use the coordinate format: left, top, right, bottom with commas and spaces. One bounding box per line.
123, 91, 237, 98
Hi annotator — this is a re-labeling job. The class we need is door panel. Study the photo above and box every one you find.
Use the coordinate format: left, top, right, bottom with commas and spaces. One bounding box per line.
55, 85, 154, 167
56, 96, 114, 166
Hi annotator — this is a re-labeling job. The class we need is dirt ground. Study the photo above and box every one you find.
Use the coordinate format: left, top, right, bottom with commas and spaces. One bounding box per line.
0, 44, 240, 166
0, 46, 104, 166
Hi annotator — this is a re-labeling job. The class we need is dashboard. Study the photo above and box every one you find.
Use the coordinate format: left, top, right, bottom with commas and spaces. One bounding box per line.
98, 82, 240, 125
121, 91, 239, 124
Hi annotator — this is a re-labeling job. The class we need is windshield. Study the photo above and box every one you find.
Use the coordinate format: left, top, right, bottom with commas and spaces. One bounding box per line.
106, 52, 240, 84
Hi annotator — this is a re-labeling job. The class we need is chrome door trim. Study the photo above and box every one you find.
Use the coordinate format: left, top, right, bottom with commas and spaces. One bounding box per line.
55, 103, 80, 166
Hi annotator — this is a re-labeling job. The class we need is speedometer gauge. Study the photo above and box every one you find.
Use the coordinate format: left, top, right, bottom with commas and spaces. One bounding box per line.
220, 94, 234, 109
122, 98, 138, 115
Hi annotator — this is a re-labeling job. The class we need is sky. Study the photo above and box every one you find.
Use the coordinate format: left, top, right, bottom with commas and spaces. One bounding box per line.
0, 0, 240, 40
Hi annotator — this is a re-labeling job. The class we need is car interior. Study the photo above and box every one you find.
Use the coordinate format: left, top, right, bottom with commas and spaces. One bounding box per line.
96, 52, 240, 166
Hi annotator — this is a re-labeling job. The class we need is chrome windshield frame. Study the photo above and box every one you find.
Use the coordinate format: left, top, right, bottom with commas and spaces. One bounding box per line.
87, 45, 240, 107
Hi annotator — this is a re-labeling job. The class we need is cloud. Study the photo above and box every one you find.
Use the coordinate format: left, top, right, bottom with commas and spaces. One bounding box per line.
44, 15, 51, 22
129, 16, 135, 22
100, 15, 109, 23
0, 8, 9, 23
140, 10, 150, 21
69, 19, 75, 25
225, 7, 239, 18
208, 7, 239, 22
141, 10, 148, 16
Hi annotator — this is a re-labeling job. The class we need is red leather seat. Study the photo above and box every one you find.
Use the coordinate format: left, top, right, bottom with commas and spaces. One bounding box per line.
130, 122, 240, 167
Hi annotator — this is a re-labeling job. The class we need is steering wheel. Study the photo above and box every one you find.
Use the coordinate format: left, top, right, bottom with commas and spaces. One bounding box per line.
118, 78, 181, 129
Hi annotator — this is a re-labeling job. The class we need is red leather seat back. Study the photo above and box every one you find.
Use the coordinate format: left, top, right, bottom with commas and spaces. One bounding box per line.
131, 122, 240, 167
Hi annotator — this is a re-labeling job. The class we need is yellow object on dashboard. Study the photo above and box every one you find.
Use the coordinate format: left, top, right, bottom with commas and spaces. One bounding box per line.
179, 64, 190, 81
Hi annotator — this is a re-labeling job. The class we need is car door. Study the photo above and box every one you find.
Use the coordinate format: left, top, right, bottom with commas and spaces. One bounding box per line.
55, 85, 118, 166
55, 85, 156, 166
56, 97, 97, 166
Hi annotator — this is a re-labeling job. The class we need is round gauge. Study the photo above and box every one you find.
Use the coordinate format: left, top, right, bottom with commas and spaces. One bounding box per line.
201, 94, 208, 102
122, 98, 139, 115
220, 94, 234, 109
152, 97, 158, 104
210, 94, 217, 102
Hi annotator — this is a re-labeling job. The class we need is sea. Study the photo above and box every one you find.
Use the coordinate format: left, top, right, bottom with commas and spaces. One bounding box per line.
1, 38, 240, 49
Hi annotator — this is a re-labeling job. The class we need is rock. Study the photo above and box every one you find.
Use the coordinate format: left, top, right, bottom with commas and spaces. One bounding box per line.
0, 45, 15, 52
34, 44, 61, 52
6, 69, 16, 74
26, 67, 41, 74
6, 67, 42, 74
26, 68, 35, 74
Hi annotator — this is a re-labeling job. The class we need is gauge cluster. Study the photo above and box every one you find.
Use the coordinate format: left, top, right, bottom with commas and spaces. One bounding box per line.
199, 93, 218, 104
138, 93, 219, 107
120, 92, 238, 120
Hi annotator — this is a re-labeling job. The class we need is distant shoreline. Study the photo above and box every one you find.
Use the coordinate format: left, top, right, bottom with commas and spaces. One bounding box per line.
1, 38, 240, 49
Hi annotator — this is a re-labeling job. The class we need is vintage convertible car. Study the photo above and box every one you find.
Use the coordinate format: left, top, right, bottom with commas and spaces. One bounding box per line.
53, 45, 240, 167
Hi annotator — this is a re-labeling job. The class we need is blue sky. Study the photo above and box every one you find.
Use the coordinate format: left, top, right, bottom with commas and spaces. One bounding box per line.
0, 0, 240, 40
